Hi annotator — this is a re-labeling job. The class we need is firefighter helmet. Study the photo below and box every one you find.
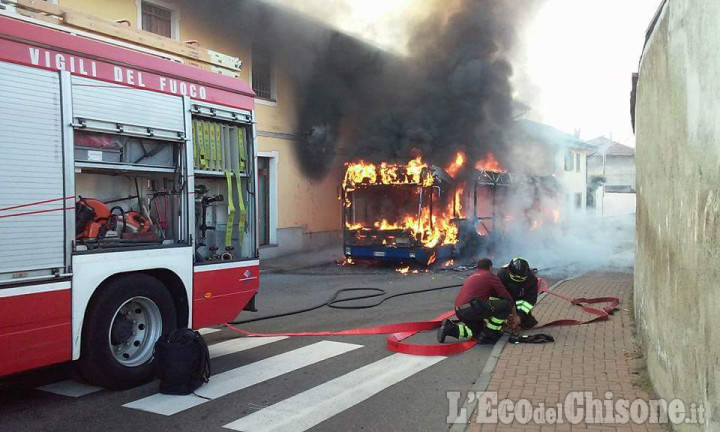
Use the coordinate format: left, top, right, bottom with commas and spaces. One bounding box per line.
508, 257, 530, 282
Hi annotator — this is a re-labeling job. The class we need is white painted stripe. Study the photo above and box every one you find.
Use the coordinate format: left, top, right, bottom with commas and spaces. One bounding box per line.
194, 260, 259, 273
198, 327, 222, 335
37, 380, 103, 398
0, 281, 70, 298
123, 341, 362, 416
209, 336, 288, 359
223, 353, 445, 432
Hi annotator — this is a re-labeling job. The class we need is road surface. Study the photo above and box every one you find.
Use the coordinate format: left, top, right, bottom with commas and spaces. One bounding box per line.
0, 263, 551, 432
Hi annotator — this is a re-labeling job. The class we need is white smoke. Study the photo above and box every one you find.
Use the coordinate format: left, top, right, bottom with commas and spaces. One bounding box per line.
489, 190, 635, 279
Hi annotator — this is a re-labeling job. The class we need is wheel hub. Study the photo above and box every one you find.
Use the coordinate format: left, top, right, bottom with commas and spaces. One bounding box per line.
110, 315, 133, 345
108, 297, 162, 367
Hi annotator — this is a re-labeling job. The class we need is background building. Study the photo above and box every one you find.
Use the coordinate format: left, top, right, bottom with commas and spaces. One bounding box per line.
509, 119, 597, 217
587, 136, 636, 216
634, 0, 719, 428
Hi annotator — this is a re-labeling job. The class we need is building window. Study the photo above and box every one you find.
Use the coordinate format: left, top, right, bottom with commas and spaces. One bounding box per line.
141, 2, 174, 38
575, 152, 581, 173
252, 48, 274, 100
564, 150, 574, 171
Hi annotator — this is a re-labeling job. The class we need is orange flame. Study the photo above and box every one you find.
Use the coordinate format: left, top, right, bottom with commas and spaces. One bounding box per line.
453, 186, 464, 217
343, 157, 459, 249
343, 156, 433, 190
446, 152, 466, 178
396, 266, 410, 274
475, 153, 505, 172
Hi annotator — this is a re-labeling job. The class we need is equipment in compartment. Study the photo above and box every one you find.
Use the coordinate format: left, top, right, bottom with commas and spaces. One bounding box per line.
192, 115, 252, 263
195, 184, 224, 262
76, 195, 160, 248
193, 174, 249, 263
192, 119, 247, 172
74, 131, 175, 168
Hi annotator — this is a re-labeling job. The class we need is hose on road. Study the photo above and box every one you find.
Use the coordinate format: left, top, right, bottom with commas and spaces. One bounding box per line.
228, 263, 568, 325
227, 283, 464, 325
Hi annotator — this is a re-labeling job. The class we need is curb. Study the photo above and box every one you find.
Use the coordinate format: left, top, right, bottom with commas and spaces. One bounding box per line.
450, 277, 574, 432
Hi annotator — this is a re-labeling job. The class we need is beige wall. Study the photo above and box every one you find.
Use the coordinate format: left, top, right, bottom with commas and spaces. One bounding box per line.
56, 0, 342, 242
635, 0, 719, 429
59, 0, 138, 26
258, 136, 342, 233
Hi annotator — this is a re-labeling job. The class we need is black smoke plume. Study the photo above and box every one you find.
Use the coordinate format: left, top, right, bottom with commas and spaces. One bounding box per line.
213, 0, 528, 178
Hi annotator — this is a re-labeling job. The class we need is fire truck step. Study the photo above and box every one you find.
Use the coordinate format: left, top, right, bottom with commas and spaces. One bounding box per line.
122, 341, 363, 416
223, 353, 445, 432
36, 380, 103, 398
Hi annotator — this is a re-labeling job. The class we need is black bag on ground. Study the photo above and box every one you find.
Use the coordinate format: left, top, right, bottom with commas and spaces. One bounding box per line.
154, 328, 211, 395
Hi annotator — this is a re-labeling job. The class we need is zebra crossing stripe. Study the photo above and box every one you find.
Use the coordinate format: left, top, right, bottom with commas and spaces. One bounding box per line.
198, 327, 222, 335
36, 336, 285, 397
209, 336, 288, 359
223, 353, 445, 432
123, 340, 362, 416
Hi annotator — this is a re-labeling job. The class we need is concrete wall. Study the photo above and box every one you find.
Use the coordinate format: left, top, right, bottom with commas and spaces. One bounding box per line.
57, 0, 343, 256
634, 1, 720, 429
588, 154, 637, 188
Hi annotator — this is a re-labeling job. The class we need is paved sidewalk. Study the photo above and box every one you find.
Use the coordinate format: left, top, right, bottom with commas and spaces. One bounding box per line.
467, 272, 662, 431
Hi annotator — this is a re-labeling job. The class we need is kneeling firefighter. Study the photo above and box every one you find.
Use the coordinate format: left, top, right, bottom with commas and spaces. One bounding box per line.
437, 258, 519, 345
497, 257, 539, 329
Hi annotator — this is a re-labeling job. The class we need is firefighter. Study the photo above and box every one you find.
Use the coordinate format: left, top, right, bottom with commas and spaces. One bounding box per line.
496, 257, 539, 329
437, 258, 520, 345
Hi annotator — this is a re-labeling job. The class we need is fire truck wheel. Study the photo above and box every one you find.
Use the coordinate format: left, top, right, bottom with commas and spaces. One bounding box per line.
77, 274, 177, 390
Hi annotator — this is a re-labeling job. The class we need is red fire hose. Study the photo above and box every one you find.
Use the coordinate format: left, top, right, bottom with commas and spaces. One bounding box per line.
226, 278, 620, 356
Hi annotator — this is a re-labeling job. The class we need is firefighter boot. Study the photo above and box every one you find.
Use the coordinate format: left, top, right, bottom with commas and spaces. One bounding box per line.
477, 316, 504, 344
476, 329, 502, 345
520, 311, 538, 329
437, 319, 458, 343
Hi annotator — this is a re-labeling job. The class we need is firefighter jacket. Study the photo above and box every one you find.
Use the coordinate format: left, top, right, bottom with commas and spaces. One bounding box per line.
496, 267, 539, 306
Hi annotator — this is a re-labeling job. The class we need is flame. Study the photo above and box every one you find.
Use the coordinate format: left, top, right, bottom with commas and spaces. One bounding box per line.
343, 157, 459, 249
453, 186, 464, 217
553, 209, 561, 224
345, 221, 364, 230
339, 257, 355, 266
446, 152, 465, 178
396, 266, 410, 274
444, 259, 454, 267
474, 153, 505, 172
344, 156, 433, 190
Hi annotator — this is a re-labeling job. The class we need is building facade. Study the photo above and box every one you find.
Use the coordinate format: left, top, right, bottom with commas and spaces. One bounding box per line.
14, 0, 345, 259
586, 136, 636, 216
634, 1, 719, 428
509, 120, 597, 218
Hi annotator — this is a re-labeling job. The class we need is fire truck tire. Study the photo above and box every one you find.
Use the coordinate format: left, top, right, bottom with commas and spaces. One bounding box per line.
77, 274, 177, 390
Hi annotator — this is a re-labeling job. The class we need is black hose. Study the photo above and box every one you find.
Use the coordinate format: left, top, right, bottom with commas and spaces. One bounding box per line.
228, 262, 567, 326
227, 283, 463, 325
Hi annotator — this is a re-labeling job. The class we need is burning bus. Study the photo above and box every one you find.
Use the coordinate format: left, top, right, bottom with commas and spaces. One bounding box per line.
341, 154, 561, 266
342, 157, 460, 265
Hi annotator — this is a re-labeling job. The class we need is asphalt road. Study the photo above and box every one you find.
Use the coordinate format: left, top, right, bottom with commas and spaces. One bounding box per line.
0, 263, 537, 432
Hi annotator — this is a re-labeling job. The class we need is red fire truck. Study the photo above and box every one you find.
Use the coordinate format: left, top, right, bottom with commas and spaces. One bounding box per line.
0, 16, 259, 389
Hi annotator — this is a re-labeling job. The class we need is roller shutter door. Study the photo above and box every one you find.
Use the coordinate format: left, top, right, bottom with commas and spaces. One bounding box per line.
0, 62, 66, 274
